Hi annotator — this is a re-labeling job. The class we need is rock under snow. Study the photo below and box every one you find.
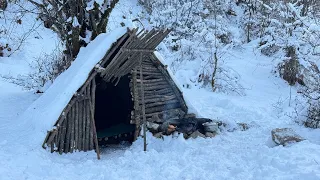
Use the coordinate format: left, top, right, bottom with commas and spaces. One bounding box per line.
205, 132, 216, 138
237, 123, 250, 131
146, 122, 160, 132
203, 121, 220, 134
153, 132, 163, 139
271, 128, 305, 146
189, 130, 206, 139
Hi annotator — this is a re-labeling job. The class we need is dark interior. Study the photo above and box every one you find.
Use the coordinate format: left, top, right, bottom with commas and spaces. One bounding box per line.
94, 75, 135, 145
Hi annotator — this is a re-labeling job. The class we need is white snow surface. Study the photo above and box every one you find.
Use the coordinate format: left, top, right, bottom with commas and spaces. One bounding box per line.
1, 40, 320, 180
1, 0, 320, 180
17, 27, 128, 140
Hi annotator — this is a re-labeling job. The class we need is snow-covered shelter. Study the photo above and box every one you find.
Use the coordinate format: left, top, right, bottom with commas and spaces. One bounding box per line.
40, 27, 189, 158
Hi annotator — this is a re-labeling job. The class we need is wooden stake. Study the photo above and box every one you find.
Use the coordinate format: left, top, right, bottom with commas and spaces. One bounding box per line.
131, 68, 141, 140
139, 52, 147, 152
75, 101, 79, 151
78, 99, 83, 150
89, 100, 101, 160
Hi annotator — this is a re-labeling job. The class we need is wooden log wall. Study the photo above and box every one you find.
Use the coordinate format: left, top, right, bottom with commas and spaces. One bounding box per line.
43, 79, 100, 158
130, 56, 188, 140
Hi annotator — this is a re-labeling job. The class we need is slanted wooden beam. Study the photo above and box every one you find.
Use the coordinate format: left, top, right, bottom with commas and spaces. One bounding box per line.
122, 48, 154, 53
89, 100, 100, 160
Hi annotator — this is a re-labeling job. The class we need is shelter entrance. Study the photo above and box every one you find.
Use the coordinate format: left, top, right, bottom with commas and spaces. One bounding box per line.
94, 75, 135, 145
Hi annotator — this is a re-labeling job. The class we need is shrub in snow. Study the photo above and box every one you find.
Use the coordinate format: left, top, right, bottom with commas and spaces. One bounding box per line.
305, 102, 320, 129
278, 46, 302, 86
1, 48, 65, 92
294, 61, 320, 128
238, 1, 319, 76
0, 43, 12, 57
239, 1, 320, 113
0, 1, 34, 57
301, 66, 320, 128
139, 0, 245, 95
260, 43, 280, 57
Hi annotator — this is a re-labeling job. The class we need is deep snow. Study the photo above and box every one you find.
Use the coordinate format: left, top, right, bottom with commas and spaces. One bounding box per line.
1, 0, 320, 180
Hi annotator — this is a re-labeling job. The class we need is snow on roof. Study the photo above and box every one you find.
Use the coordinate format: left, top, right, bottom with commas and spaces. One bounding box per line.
18, 27, 128, 134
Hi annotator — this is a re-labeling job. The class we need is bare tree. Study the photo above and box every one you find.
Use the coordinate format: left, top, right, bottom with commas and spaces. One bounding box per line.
0, 0, 7, 10
27, 0, 120, 61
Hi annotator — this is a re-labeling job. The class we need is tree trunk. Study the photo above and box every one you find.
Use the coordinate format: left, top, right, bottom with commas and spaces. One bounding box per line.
0, 0, 8, 11
28, 0, 120, 61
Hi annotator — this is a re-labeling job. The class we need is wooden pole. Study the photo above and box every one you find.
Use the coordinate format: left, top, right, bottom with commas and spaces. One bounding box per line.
89, 100, 101, 160
132, 68, 141, 141
139, 52, 147, 152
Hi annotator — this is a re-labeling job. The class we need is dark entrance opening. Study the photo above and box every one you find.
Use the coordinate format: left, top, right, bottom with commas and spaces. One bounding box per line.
94, 74, 135, 146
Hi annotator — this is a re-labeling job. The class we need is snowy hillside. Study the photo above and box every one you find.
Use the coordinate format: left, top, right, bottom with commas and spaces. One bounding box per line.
0, 0, 320, 179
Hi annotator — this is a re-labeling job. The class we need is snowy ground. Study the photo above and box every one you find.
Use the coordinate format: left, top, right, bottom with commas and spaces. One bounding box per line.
1, 1, 320, 180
